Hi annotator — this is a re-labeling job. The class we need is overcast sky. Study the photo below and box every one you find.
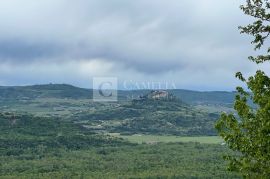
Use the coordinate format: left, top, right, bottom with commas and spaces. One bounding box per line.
0, 0, 269, 91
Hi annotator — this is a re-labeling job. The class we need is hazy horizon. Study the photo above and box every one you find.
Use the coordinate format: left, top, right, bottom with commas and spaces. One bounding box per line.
0, 82, 239, 92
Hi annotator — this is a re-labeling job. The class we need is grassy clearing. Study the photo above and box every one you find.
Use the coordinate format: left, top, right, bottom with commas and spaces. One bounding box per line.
110, 133, 223, 144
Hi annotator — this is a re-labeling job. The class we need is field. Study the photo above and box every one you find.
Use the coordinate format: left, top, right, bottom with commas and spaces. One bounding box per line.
110, 133, 223, 144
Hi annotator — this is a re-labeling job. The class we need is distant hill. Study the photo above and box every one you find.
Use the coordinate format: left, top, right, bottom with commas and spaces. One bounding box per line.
170, 89, 236, 105
0, 84, 92, 100
0, 84, 236, 105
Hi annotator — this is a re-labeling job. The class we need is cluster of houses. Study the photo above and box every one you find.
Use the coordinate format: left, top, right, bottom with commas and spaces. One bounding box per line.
138, 90, 176, 101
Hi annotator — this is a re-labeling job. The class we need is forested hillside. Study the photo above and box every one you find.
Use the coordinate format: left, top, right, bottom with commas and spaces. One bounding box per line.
73, 98, 219, 136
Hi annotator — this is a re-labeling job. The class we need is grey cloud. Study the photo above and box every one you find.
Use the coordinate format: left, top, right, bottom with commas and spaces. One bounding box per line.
0, 39, 64, 62
0, 0, 262, 89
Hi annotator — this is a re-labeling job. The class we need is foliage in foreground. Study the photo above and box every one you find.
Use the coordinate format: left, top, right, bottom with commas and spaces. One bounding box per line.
216, 0, 270, 178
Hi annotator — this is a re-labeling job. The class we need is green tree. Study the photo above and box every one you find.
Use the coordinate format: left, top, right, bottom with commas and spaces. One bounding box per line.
216, 0, 270, 178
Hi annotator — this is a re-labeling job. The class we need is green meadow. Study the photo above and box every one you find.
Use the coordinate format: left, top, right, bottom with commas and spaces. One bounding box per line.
110, 133, 223, 144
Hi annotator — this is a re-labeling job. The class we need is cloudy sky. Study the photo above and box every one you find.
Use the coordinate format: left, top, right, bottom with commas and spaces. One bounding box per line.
0, 0, 268, 90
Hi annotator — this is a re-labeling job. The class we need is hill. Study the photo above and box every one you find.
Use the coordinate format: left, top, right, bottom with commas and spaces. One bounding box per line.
0, 84, 92, 100
0, 84, 234, 136
72, 93, 219, 136
0, 84, 236, 105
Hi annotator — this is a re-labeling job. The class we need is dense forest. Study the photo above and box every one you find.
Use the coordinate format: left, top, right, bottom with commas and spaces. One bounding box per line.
0, 112, 239, 178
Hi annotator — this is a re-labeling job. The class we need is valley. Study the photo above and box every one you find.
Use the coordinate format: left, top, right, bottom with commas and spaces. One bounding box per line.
0, 84, 239, 178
